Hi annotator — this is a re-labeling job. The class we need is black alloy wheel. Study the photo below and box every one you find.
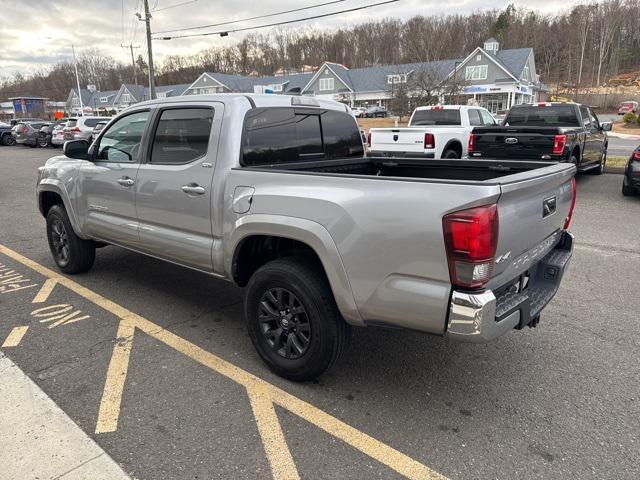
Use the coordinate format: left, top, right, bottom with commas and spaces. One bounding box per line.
258, 287, 311, 359
49, 218, 70, 267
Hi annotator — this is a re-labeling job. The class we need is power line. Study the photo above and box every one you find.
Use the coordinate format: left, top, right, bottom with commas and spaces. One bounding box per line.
154, 0, 346, 35
151, 0, 197, 12
156, 0, 400, 40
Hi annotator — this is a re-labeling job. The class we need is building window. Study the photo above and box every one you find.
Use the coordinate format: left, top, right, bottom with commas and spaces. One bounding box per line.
100, 97, 108, 103
523, 66, 529, 81
271, 84, 283, 92
387, 74, 407, 85
476, 55, 481, 61
122, 93, 131, 103
319, 78, 334, 91
465, 65, 488, 81
157, 92, 168, 98
71, 97, 79, 107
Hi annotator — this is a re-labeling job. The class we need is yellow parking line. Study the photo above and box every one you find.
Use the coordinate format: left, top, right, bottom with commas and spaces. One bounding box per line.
95, 321, 135, 434
0, 243, 448, 480
32, 278, 58, 303
248, 386, 300, 480
2, 326, 29, 347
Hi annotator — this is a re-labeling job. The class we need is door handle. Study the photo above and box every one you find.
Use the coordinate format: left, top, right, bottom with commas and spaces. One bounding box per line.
117, 177, 135, 187
181, 184, 206, 195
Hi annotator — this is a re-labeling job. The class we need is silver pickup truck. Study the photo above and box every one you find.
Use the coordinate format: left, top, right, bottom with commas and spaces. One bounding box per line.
37, 94, 576, 381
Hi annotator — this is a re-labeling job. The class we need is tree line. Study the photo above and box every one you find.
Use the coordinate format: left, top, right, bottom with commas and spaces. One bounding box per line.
1, 0, 638, 101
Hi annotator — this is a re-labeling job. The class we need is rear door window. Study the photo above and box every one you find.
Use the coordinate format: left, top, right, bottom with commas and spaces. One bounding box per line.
468, 109, 483, 126
242, 108, 363, 166
150, 108, 214, 164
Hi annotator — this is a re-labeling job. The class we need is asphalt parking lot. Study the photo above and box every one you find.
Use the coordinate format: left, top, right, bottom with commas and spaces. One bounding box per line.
0, 145, 639, 480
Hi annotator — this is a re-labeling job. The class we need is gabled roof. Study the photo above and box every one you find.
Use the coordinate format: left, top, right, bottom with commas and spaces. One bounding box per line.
155, 83, 190, 96
485, 37, 499, 44
301, 62, 354, 93
495, 48, 532, 79
345, 59, 459, 92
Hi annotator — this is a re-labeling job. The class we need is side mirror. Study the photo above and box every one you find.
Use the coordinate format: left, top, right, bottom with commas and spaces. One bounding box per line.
601, 121, 612, 132
63, 139, 89, 160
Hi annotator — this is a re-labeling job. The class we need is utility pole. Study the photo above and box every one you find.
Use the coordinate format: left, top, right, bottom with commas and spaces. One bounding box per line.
72, 44, 84, 116
139, 0, 156, 100
120, 43, 141, 87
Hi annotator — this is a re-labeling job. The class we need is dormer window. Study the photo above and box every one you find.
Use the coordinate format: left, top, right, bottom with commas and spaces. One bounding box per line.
122, 93, 131, 103
100, 97, 108, 103
387, 74, 408, 85
484, 40, 499, 53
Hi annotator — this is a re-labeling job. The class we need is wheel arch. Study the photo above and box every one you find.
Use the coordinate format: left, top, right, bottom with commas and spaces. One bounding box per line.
442, 139, 463, 158
37, 182, 85, 238
228, 215, 362, 326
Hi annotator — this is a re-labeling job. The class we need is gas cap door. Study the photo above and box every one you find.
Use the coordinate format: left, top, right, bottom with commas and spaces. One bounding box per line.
232, 186, 255, 214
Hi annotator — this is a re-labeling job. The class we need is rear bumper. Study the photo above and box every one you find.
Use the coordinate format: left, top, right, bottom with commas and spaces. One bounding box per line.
446, 231, 573, 342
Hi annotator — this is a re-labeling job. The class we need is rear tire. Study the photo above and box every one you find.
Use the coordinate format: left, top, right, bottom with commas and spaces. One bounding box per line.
46, 204, 95, 274
245, 257, 350, 381
622, 176, 638, 196
37, 135, 49, 148
442, 149, 460, 159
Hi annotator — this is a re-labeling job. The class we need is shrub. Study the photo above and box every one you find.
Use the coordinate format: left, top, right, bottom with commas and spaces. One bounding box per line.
622, 112, 637, 124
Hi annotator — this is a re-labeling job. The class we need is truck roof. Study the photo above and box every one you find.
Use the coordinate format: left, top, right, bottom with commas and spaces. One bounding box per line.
134, 93, 351, 112
413, 105, 470, 111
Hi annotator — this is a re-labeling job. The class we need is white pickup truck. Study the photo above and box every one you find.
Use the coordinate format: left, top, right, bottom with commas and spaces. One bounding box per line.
367, 105, 497, 159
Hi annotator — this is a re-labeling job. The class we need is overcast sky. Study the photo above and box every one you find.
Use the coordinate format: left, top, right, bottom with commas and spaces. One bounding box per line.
0, 0, 587, 76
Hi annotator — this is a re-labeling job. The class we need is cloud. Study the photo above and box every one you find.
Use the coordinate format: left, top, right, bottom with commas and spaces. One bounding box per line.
1, 0, 588, 76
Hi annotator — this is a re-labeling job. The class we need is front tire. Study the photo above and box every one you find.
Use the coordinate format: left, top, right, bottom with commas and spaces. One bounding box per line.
590, 149, 606, 175
245, 257, 350, 381
1, 134, 16, 146
46, 204, 95, 274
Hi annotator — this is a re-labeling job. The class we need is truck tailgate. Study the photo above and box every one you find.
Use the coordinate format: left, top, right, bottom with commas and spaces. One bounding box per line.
473, 127, 557, 159
370, 128, 426, 152
489, 163, 575, 289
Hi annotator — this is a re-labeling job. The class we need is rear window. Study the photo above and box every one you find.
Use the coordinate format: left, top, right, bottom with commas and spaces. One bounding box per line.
83, 119, 100, 128
504, 105, 580, 127
410, 109, 461, 126
242, 108, 364, 166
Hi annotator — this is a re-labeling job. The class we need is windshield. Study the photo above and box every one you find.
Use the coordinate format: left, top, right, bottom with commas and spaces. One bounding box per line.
504, 105, 580, 127
410, 109, 461, 126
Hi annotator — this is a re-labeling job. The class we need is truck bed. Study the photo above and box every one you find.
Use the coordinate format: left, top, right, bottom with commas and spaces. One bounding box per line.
244, 156, 567, 183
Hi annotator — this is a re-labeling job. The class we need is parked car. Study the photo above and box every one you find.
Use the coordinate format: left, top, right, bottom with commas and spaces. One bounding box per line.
0, 122, 16, 146
50, 122, 68, 147
38, 118, 68, 148
353, 107, 367, 118
469, 102, 612, 174
622, 145, 640, 196
37, 94, 576, 380
618, 101, 638, 115
14, 121, 50, 147
364, 106, 387, 118
368, 105, 496, 159
10, 117, 43, 126
63, 117, 105, 142
89, 120, 109, 144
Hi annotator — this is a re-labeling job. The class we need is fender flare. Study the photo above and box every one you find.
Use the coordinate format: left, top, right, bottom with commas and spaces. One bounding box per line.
37, 180, 86, 238
442, 139, 463, 157
226, 214, 363, 326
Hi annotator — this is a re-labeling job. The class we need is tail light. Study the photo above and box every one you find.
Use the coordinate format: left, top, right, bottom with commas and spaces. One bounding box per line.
564, 177, 577, 230
552, 134, 567, 155
424, 133, 435, 149
366, 132, 371, 147
443, 204, 499, 289
467, 133, 475, 153
20, 126, 29, 133
631, 150, 640, 162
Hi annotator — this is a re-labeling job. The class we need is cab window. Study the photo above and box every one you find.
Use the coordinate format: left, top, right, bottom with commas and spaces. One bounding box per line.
96, 111, 150, 163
